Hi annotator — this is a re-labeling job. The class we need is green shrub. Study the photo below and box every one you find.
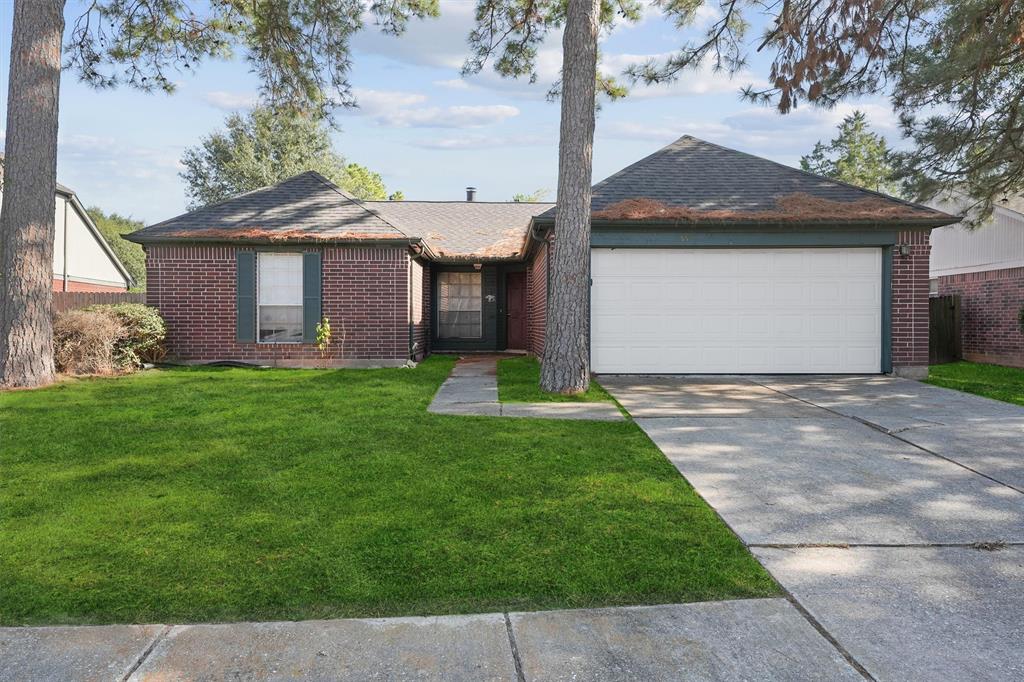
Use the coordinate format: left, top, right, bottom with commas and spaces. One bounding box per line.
84, 303, 167, 368
53, 309, 124, 375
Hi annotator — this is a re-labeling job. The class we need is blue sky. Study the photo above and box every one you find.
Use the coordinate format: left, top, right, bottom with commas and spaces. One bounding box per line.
0, 1, 899, 224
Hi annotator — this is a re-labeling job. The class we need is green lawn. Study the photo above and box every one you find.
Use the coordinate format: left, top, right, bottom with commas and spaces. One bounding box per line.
0, 356, 776, 626
926, 361, 1024, 406
497, 356, 613, 403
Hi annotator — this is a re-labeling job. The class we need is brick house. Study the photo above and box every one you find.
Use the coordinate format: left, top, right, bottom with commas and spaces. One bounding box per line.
929, 195, 1024, 368
127, 136, 957, 376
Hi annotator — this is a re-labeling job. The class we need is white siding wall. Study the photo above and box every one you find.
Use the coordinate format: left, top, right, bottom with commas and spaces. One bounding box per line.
0, 189, 129, 289
61, 195, 128, 287
928, 196, 1024, 277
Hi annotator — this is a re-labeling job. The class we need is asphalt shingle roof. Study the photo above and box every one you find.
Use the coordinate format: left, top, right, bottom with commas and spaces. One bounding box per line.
128, 172, 407, 243
363, 200, 553, 261
537, 135, 954, 224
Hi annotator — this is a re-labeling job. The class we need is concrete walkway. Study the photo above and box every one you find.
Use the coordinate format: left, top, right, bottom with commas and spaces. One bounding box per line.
0, 599, 863, 681
602, 374, 1024, 681
428, 355, 624, 421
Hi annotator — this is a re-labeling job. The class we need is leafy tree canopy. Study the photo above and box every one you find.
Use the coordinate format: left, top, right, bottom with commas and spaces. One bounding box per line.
180, 106, 395, 207
469, 0, 1024, 224
512, 188, 550, 202
86, 208, 147, 291
800, 111, 898, 196
67, 0, 439, 118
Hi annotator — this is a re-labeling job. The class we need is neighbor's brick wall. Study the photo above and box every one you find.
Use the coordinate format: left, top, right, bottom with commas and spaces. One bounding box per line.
146, 244, 410, 365
938, 266, 1024, 368
891, 230, 931, 371
52, 278, 127, 292
526, 238, 549, 357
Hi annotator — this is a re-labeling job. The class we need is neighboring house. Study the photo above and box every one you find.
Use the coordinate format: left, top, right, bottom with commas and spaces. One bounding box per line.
127, 136, 957, 376
0, 182, 134, 292
928, 195, 1024, 368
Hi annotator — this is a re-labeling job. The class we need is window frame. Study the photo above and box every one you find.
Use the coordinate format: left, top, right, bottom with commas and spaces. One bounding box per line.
256, 251, 305, 344
436, 270, 484, 340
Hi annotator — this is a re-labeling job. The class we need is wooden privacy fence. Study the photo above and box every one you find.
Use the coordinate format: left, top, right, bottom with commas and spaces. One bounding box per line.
929, 294, 962, 365
52, 291, 145, 313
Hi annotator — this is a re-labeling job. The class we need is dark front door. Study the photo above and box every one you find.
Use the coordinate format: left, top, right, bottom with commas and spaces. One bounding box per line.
506, 272, 527, 349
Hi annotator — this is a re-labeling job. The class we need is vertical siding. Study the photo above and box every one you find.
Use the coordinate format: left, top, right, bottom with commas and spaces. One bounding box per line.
929, 200, 1024, 276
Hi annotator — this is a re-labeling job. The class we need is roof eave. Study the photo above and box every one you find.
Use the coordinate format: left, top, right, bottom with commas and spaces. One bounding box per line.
124, 233, 421, 247
428, 254, 526, 264
532, 216, 961, 230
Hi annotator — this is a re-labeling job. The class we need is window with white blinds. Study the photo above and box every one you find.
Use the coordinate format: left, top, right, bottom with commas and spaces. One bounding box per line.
437, 271, 482, 338
258, 253, 303, 343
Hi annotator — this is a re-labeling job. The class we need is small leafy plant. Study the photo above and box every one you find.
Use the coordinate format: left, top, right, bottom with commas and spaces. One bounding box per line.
315, 315, 332, 365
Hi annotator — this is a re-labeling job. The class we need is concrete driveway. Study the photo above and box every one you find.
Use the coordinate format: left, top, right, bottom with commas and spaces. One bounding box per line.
602, 374, 1024, 681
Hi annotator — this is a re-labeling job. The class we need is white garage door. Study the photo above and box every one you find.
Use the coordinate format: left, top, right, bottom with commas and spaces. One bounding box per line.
591, 247, 882, 374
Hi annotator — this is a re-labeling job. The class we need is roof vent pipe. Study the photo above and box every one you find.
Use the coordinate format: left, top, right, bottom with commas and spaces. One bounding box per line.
466, 187, 476, 202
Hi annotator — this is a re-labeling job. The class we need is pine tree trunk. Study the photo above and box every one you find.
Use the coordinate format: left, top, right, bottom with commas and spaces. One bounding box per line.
539, 0, 600, 394
0, 0, 64, 388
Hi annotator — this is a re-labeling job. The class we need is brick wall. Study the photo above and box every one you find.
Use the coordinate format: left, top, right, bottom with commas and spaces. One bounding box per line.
146, 244, 410, 366
526, 238, 548, 356
891, 230, 931, 375
410, 259, 430, 360
938, 266, 1024, 368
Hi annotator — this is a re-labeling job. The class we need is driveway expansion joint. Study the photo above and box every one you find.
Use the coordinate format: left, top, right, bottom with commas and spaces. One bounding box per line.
503, 612, 526, 682
121, 624, 169, 682
747, 378, 1024, 496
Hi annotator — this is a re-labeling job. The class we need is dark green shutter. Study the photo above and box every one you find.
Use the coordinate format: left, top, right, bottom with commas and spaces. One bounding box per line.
302, 251, 322, 343
236, 251, 256, 343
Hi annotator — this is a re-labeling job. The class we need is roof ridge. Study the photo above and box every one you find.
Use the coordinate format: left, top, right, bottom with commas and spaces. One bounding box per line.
138, 172, 320, 232
363, 199, 556, 206
589, 136, 686, 193
302, 170, 412, 237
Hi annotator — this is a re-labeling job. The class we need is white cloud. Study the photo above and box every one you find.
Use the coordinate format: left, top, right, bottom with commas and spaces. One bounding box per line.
391, 104, 519, 128
202, 90, 258, 111
352, 0, 474, 70
354, 88, 429, 110
433, 78, 471, 90
351, 88, 519, 128
54, 132, 187, 221
411, 132, 550, 150
599, 53, 761, 99
598, 99, 903, 167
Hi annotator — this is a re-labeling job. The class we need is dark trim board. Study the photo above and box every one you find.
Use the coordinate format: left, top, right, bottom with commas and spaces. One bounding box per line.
590, 229, 900, 249
881, 245, 893, 373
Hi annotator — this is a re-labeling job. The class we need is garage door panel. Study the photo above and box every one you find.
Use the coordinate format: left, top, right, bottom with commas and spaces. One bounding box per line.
591, 247, 882, 374
809, 282, 843, 305
700, 281, 735, 304
773, 282, 811, 306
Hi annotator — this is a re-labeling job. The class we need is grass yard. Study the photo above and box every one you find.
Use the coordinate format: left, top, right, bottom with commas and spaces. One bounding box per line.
497, 356, 613, 403
0, 356, 776, 626
926, 361, 1024, 407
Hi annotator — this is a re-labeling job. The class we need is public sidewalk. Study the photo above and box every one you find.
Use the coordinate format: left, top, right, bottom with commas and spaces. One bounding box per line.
0, 599, 862, 681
